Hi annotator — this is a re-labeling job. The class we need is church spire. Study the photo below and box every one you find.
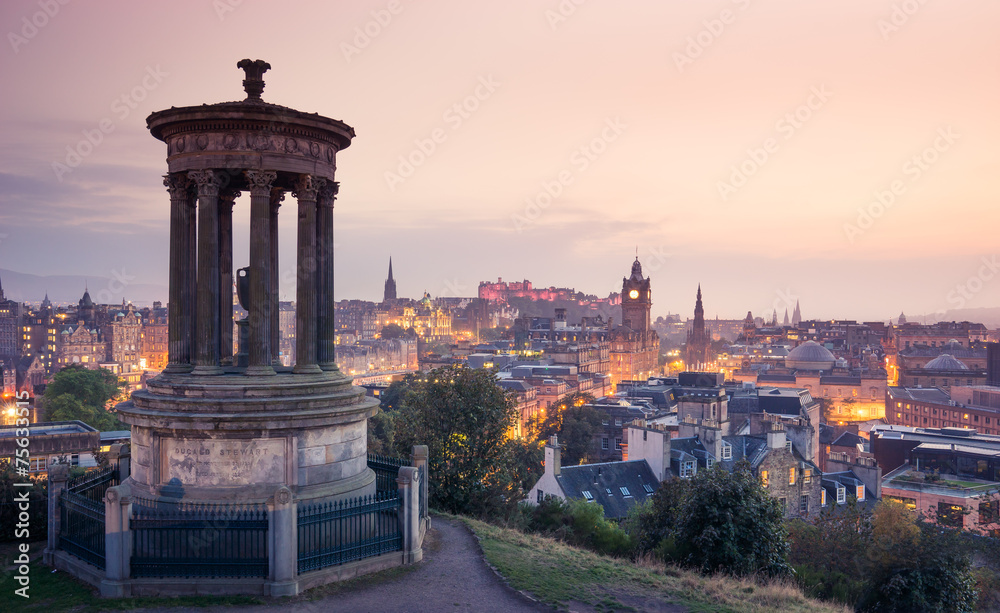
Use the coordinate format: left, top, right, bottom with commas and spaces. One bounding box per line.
383, 256, 397, 303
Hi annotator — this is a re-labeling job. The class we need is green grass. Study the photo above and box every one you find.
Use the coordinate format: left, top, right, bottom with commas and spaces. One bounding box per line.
458, 516, 851, 613
0, 560, 264, 612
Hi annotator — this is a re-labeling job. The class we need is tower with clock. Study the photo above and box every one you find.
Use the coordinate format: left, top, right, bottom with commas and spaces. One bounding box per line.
621, 257, 651, 333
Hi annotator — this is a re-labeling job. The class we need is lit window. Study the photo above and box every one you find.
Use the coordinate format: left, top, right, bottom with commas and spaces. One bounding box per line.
821, 489, 827, 506
761, 470, 769, 487
789, 467, 796, 485
804, 468, 812, 484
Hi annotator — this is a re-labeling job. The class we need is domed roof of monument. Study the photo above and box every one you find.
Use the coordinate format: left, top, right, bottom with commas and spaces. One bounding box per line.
785, 341, 835, 370
925, 354, 969, 371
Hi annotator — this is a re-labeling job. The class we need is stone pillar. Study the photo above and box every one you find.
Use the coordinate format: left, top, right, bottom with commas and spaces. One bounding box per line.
164, 174, 194, 373
245, 170, 278, 376
396, 466, 423, 564
267, 486, 298, 596
189, 170, 224, 375
292, 174, 324, 374
43, 463, 69, 566
317, 181, 338, 371
100, 486, 131, 597
410, 445, 429, 524
219, 188, 239, 366
270, 188, 284, 366
108, 443, 130, 481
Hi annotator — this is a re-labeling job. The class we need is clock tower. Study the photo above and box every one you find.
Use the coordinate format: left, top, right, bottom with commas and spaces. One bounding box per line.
621, 257, 651, 332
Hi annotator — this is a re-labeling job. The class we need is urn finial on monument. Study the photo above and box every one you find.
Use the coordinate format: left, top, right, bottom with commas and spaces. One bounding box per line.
237, 58, 271, 102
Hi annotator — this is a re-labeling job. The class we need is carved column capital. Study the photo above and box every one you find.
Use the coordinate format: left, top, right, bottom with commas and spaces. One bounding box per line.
292, 174, 325, 202
270, 187, 285, 210
317, 181, 339, 209
245, 169, 278, 192
188, 169, 223, 197
163, 174, 191, 198
219, 187, 241, 209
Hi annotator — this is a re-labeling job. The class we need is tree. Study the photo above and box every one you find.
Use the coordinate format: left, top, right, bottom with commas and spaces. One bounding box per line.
526, 392, 601, 465
629, 461, 791, 578
380, 323, 405, 339
390, 365, 524, 517
41, 365, 126, 431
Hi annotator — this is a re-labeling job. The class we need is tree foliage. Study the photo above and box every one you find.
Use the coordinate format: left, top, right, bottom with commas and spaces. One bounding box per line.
525, 392, 601, 465
41, 365, 126, 431
628, 461, 791, 578
388, 365, 532, 517
787, 500, 979, 612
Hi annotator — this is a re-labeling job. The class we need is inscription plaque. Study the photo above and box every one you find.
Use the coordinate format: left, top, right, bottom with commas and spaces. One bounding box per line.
164, 438, 286, 487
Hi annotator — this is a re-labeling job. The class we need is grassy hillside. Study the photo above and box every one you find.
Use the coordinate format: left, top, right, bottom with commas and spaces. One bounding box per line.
461, 517, 851, 613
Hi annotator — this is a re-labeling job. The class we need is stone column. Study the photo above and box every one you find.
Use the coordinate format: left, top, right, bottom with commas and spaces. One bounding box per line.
100, 486, 131, 597
43, 463, 69, 566
396, 466, 423, 564
219, 188, 239, 366
270, 188, 284, 366
292, 174, 324, 374
411, 445, 429, 525
108, 443, 130, 481
189, 170, 224, 375
267, 486, 298, 596
317, 181, 339, 371
245, 170, 278, 376
164, 174, 194, 373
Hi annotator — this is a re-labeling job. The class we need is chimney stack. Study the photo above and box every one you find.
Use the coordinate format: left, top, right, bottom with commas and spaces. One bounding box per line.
545, 435, 561, 476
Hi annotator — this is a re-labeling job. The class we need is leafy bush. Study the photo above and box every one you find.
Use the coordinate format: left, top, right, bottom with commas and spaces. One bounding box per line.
525, 497, 633, 557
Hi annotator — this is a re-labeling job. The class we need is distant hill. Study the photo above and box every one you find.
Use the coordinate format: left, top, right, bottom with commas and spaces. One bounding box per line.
0, 268, 167, 307
919, 307, 1000, 329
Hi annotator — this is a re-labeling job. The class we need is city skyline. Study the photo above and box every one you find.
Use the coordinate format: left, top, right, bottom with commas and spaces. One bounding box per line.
1, 1, 998, 321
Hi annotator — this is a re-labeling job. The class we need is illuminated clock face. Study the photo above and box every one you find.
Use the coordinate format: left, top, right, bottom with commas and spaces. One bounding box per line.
629, 290, 639, 299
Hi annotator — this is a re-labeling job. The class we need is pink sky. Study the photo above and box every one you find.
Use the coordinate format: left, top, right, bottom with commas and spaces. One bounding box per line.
1, 0, 998, 321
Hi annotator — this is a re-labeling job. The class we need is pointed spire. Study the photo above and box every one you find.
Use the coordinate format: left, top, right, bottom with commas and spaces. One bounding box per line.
0, 271, 4, 301
387, 256, 394, 282
696, 283, 702, 300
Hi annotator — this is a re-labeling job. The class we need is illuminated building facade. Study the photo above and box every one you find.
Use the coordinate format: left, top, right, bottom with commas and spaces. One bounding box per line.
608, 257, 659, 389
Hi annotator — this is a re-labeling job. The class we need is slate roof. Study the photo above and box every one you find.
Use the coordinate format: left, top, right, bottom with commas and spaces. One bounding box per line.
831, 432, 865, 448
821, 472, 877, 512
719, 435, 770, 470
555, 460, 659, 519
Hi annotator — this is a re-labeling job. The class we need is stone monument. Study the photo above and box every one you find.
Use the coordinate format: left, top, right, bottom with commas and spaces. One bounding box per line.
117, 59, 379, 506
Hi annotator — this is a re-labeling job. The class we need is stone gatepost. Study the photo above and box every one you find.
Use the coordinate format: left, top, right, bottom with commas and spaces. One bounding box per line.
268, 486, 298, 596
410, 445, 429, 526
396, 466, 422, 564
100, 485, 131, 597
108, 443, 130, 481
43, 463, 69, 566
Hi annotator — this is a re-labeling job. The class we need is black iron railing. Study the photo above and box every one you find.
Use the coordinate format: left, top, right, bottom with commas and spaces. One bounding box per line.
58, 490, 106, 569
67, 465, 119, 503
297, 491, 402, 574
368, 453, 407, 495
130, 499, 269, 578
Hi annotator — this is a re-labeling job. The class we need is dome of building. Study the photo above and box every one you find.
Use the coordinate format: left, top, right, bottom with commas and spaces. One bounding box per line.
785, 341, 836, 370
924, 354, 969, 371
